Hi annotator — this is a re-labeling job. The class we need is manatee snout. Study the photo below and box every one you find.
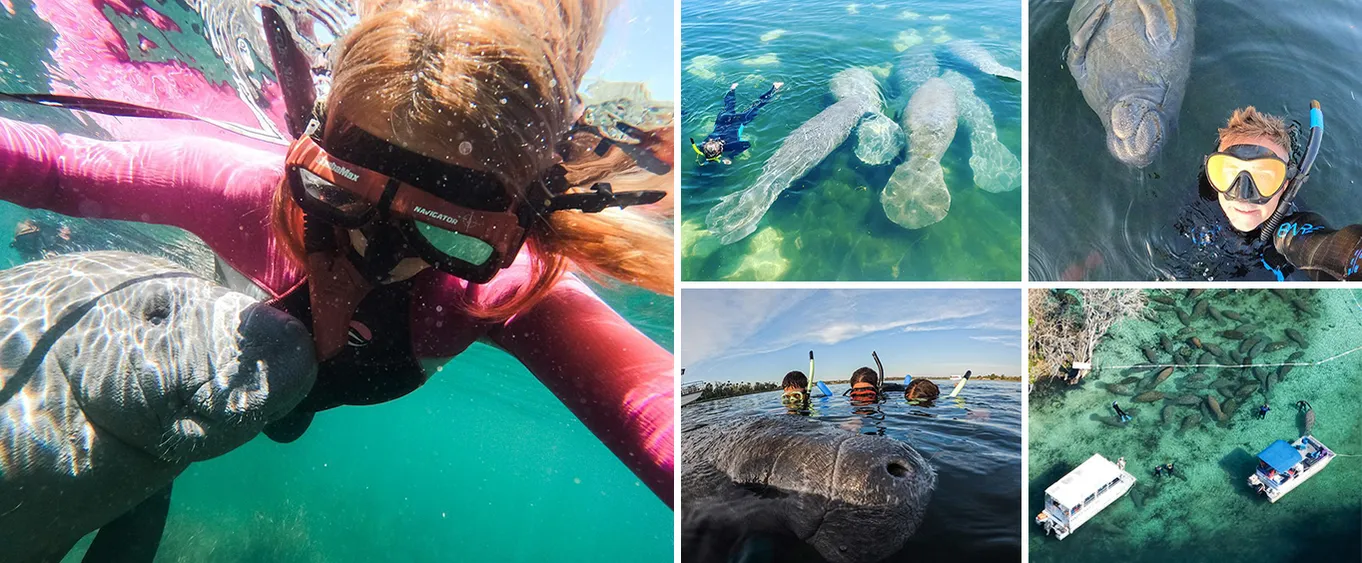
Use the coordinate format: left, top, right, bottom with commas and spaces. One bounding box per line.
1106, 95, 1168, 168
811, 436, 935, 563
179, 299, 315, 460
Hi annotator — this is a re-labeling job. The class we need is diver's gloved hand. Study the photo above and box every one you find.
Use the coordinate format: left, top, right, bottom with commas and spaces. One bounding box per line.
1272, 212, 1362, 281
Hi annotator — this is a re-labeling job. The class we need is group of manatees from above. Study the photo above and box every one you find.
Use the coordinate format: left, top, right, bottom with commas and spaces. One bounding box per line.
705, 38, 1022, 245
681, 415, 937, 563
1, 252, 318, 563
1089, 288, 1318, 435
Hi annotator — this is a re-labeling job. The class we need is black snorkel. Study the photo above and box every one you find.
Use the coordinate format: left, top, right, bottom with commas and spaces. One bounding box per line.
1259, 100, 1324, 244
872, 351, 885, 401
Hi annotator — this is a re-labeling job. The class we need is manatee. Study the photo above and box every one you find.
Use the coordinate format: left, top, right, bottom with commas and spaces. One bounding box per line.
1176, 309, 1191, 326
1188, 336, 1201, 349
1066, 0, 1194, 167
946, 39, 1021, 81
1186, 372, 1207, 382
853, 111, 905, 166
0, 252, 317, 563
1222, 330, 1244, 340
881, 77, 958, 229
1287, 351, 1305, 363
682, 415, 936, 563
1239, 336, 1259, 354
1206, 395, 1225, 422
1090, 413, 1127, 427
1142, 346, 1158, 363
1277, 364, 1294, 380
1222, 398, 1240, 420
1223, 310, 1242, 321
1158, 334, 1173, 354
1119, 376, 1143, 386
1249, 339, 1267, 359
1160, 404, 1175, 426
1286, 328, 1307, 348
1187, 288, 1203, 299
938, 70, 1020, 193
892, 49, 940, 96
1264, 341, 1288, 353
1192, 299, 1207, 319
1149, 294, 1175, 305
1302, 409, 1315, 434
1169, 394, 1200, 406
1102, 382, 1133, 395
1176, 413, 1202, 437
1202, 342, 1223, 357
1235, 384, 1257, 398
1208, 305, 1225, 323
1148, 366, 1174, 389
1235, 323, 1260, 334
1133, 391, 1164, 403
706, 68, 884, 244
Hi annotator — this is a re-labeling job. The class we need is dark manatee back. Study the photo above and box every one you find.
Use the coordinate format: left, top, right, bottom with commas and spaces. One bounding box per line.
0, 251, 316, 562
683, 416, 936, 563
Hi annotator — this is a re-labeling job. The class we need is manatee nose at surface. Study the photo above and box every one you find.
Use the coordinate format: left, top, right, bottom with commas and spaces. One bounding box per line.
836, 435, 932, 498
1107, 95, 1166, 168
232, 302, 317, 419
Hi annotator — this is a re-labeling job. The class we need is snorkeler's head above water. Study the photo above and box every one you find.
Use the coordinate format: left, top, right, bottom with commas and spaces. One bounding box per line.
1204, 107, 1294, 233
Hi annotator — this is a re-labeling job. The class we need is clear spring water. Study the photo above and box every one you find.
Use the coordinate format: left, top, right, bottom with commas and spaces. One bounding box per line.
680, 0, 1022, 281
684, 380, 1022, 562
1028, 0, 1362, 281
1028, 289, 1362, 562
0, 1, 673, 560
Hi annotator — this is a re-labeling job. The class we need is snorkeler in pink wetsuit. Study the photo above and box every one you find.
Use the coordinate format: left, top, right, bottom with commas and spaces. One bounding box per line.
0, 0, 674, 522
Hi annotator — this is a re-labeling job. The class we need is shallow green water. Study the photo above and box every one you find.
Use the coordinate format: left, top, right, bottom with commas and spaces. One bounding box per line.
680, 0, 1021, 281
1029, 289, 1362, 562
0, 1, 673, 560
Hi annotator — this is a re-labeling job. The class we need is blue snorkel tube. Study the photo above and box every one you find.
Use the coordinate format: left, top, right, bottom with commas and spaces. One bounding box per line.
1259, 101, 1324, 244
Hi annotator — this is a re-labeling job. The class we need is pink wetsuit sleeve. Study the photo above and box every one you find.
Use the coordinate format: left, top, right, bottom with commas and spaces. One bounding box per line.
0, 116, 298, 295
488, 278, 675, 507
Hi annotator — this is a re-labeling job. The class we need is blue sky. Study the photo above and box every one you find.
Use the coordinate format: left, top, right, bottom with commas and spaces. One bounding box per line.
585, 0, 675, 100
681, 289, 1022, 383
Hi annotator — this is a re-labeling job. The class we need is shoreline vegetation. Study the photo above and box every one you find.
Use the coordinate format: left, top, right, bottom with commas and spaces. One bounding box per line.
686, 374, 1023, 403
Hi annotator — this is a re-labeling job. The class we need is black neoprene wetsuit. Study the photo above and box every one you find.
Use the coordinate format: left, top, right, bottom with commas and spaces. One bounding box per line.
692, 85, 779, 161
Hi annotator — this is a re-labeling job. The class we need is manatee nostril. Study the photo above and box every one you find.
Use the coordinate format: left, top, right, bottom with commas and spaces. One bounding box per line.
887, 461, 910, 478
145, 307, 169, 325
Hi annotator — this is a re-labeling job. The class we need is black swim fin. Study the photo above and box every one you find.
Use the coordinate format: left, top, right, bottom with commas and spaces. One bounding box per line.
263, 409, 315, 443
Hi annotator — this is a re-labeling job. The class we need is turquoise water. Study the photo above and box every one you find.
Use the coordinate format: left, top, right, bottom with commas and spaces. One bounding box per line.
685, 381, 1022, 562
0, 1, 672, 561
680, 0, 1022, 281
1029, 289, 1362, 562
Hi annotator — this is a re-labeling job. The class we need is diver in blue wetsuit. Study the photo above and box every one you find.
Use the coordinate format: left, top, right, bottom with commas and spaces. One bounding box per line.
1170, 104, 1362, 281
690, 82, 783, 165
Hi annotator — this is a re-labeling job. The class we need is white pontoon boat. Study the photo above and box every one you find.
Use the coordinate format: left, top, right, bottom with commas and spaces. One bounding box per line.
1035, 454, 1136, 540
1247, 435, 1334, 503
680, 380, 707, 407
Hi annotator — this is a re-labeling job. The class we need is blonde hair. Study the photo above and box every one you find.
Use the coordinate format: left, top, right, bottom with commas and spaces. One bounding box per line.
272, 0, 673, 320
1219, 106, 1291, 155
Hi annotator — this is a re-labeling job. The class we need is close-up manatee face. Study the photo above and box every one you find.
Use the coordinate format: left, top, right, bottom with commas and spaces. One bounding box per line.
684, 416, 937, 563
66, 275, 315, 463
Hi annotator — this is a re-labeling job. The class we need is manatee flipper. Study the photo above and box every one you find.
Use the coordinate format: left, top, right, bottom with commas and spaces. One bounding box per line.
1135, 0, 1181, 48
939, 71, 1019, 193
1067, 0, 1110, 72
854, 111, 905, 166
83, 483, 172, 563
882, 77, 957, 229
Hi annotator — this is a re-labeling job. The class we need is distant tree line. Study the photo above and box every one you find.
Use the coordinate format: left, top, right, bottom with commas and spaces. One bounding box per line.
694, 381, 781, 403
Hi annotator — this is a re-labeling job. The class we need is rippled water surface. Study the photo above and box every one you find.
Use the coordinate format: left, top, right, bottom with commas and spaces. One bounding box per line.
1029, 0, 1362, 280
684, 380, 1022, 562
681, 0, 1021, 281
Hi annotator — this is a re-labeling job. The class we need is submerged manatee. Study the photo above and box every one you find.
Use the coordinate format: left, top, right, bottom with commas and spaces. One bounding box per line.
939, 70, 1020, 193
946, 39, 1021, 81
0, 252, 317, 562
682, 416, 936, 563
706, 68, 884, 245
882, 77, 958, 229
1067, 0, 1194, 167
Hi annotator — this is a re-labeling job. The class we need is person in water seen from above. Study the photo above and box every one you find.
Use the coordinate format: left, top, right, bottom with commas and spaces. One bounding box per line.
780, 370, 809, 412
689, 81, 783, 165
1179, 105, 1362, 280
1111, 401, 1131, 423
0, 0, 673, 559
847, 366, 880, 406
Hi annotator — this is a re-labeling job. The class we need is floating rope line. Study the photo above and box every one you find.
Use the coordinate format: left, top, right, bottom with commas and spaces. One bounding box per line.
1092, 341, 1362, 372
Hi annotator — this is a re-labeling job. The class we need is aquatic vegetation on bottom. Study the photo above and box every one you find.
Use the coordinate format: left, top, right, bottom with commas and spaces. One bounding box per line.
686, 54, 723, 80
739, 53, 780, 66
894, 29, 924, 52
759, 29, 786, 42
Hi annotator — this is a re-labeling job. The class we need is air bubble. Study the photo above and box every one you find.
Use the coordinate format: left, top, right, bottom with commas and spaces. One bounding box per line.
458, 142, 473, 155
